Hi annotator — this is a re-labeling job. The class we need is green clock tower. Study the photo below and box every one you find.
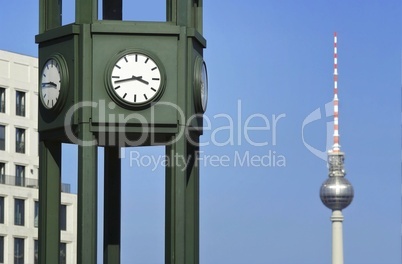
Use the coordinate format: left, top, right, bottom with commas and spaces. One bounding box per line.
36, 1, 207, 264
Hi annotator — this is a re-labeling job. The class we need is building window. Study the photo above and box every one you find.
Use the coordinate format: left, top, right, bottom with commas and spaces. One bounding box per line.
34, 240, 38, 264
0, 197, 4, 224
0, 236, 3, 264
60, 205, 67, 231
15, 165, 25, 187
60, 243, 67, 264
16, 91, 25, 117
14, 237, 24, 264
0, 162, 5, 184
0, 125, 4, 151
15, 128, 25, 153
0, 88, 5, 113
34, 201, 39, 228
14, 199, 24, 226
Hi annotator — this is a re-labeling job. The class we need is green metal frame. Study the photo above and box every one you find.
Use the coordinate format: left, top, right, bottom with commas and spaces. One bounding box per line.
37, 1, 205, 264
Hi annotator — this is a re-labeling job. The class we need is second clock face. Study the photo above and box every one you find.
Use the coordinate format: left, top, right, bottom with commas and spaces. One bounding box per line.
40, 58, 62, 109
39, 54, 68, 112
110, 52, 164, 106
194, 57, 208, 113
200, 61, 208, 112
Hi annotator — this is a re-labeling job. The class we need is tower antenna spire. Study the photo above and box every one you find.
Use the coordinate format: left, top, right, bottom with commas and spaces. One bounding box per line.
332, 32, 340, 152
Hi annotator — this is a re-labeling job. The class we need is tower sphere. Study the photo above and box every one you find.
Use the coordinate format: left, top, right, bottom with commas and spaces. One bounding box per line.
320, 176, 354, 210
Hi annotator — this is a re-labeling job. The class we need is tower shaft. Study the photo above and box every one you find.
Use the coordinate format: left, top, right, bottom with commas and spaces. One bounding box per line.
331, 210, 344, 264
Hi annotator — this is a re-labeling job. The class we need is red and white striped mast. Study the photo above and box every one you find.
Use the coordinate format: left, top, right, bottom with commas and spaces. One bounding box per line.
332, 32, 340, 153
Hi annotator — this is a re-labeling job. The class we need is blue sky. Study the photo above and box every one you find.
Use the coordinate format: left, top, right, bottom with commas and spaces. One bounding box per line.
1, 1, 401, 264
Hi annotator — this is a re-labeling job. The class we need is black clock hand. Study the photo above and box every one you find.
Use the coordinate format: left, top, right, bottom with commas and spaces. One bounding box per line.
114, 75, 149, 85
42, 82, 57, 87
114, 76, 135, 84
135, 77, 149, 85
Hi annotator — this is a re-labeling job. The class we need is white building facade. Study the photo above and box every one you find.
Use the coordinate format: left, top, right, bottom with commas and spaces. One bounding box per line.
0, 50, 77, 264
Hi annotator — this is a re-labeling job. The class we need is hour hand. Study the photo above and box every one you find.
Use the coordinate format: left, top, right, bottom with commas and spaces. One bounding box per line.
134, 76, 149, 85
42, 81, 57, 87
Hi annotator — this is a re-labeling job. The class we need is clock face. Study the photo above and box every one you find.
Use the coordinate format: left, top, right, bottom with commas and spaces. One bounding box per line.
200, 61, 208, 112
109, 52, 164, 106
40, 58, 62, 109
194, 57, 208, 113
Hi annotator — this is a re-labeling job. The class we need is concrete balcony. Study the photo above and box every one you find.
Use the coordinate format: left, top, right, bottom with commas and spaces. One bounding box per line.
0, 174, 71, 193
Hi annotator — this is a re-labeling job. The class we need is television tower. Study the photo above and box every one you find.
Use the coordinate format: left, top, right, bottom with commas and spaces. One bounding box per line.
320, 32, 354, 264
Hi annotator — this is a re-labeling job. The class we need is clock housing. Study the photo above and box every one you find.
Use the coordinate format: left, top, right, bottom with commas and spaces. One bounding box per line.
91, 24, 180, 127
37, 22, 207, 137
37, 26, 78, 134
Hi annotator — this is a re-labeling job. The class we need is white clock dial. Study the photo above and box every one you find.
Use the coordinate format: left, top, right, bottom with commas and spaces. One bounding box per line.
40, 58, 62, 109
200, 61, 208, 112
194, 57, 208, 113
110, 53, 163, 105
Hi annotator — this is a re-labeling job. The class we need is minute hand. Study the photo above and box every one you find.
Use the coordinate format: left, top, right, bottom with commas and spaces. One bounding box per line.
114, 75, 149, 85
